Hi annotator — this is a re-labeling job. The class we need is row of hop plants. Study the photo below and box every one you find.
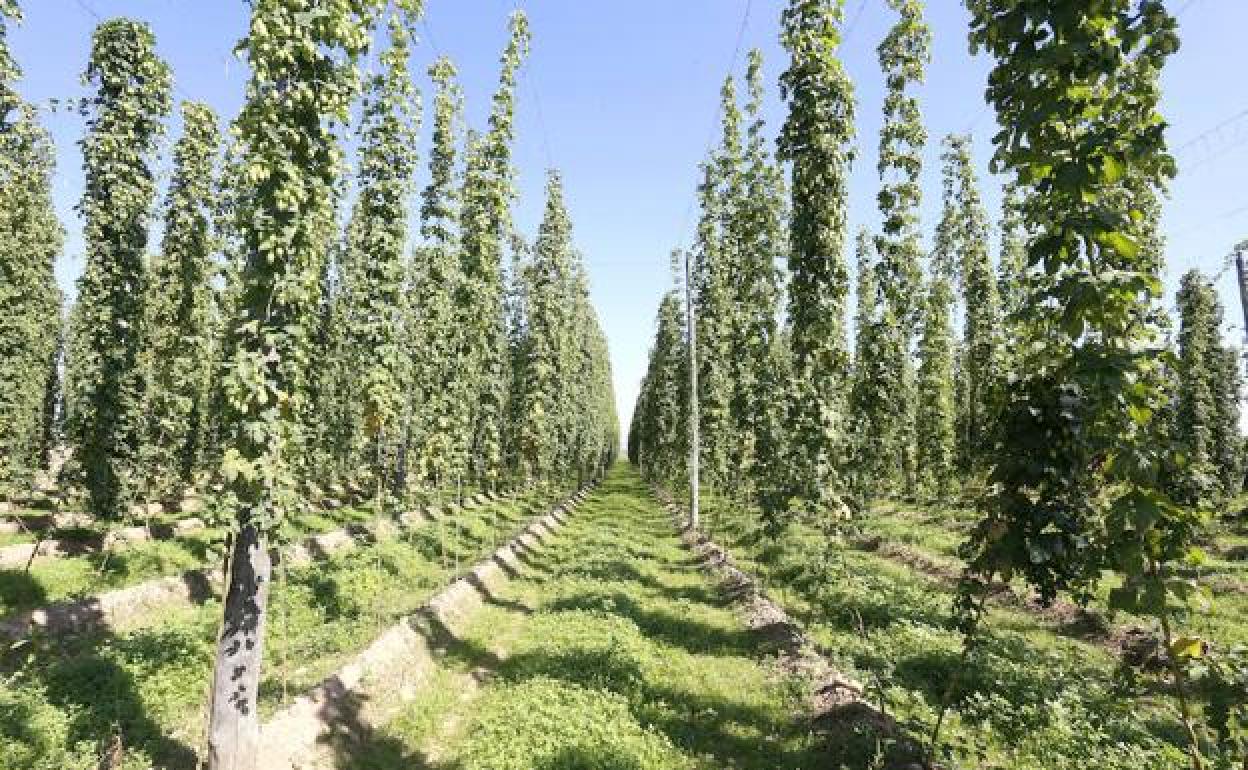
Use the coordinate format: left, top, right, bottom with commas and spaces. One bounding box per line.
0, 2, 618, 765
630, 0, 1247, 766
0, 2, 619, 521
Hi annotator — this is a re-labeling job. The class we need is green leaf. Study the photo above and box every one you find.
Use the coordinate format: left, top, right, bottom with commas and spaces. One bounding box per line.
1098, 231, 1140, 259
1170, 637, 1206, 660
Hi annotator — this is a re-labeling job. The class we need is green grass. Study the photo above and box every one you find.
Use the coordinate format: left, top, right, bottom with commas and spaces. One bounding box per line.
0, 492, 505, 619
0, 509, 94, 548
357, 465, 830, 770
281, 502, 380, 536
702, 494, 1194, 769
0, 529, 225, 617
8, 468, 1229, 769
0, 489, 559, 770
0, 531, 37, 547
859, 497, 1248, 647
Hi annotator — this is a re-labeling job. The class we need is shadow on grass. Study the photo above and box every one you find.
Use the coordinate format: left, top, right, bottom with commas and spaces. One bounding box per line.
514, 475, 841, 768
532, 746, 651, 769
327, 475, 843, 770
0, 494, 562, 769
546, 591, 756, 657
315, 678, 444, 770
331, 565, 547, 769
0, 568, 48, 615
7, 624, 206, 769
467, 568, 533, 616
715, 514, 1196, 765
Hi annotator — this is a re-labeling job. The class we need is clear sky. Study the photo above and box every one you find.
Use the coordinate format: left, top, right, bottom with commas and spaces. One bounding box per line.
8, 0, 1248, 442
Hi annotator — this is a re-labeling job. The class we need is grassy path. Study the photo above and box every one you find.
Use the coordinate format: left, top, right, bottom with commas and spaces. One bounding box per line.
698, 495, 1192, 770
353, 464, 828, 770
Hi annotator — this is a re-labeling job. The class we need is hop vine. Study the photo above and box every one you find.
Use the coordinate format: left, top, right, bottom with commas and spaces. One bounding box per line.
143, 101, 221, 499
776, 0, 857, 519
66, 19, 171, 518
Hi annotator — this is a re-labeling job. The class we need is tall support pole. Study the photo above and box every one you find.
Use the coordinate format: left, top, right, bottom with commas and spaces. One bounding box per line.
685, 249, 700, 531
1235, 245, 1248, 494
1235, 247, 1248, 346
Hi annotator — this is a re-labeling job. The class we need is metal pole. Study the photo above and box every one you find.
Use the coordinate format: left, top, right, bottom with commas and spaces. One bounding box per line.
684, 249, 700, 532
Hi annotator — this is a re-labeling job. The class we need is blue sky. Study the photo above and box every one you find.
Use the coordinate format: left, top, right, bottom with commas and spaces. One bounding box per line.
9, 0, 1248, 441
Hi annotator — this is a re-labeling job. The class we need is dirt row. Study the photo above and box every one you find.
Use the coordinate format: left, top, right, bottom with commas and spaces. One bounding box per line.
257, 484, 594, 769
0, 516, 210, 568
657, 493, 929, 769
847, 535, 1159, 656
0, 476, 499, 559
0, 489, 520, 640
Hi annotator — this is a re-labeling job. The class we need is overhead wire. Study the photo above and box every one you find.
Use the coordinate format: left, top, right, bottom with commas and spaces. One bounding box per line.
488, 0, 556, 172
961, 105, 992, 135
1173, 199, 1248, 239
1176, 107, 1248, 153
1158, 1, 1248, 290
1176, 109, 1248, 173
70, 0, 202, 106
420, 15, 444, 59
1167, 103, 1248, 277
523, 65, 556, 172
843, 0, 870, 44
671, 0, 754, 261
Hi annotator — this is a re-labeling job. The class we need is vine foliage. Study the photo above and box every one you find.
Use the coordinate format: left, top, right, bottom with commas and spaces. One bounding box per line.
144, 101, 221, 499
0, 3, 63, 497
207, 2, 417, 764
67, 19, 171, 518
953, 1, 1208, 764
776, 0, 856, 520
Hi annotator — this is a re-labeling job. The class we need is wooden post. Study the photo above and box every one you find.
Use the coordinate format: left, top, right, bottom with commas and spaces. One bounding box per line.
1236, 245, 1248, 496
207, 520, 272, 770
1235, 247, 1248, 345
685, 249, 700, 532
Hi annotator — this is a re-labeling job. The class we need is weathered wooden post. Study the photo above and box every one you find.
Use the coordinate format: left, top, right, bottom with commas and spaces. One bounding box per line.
1235, 244, 1248, 345
684, 249, 700, 532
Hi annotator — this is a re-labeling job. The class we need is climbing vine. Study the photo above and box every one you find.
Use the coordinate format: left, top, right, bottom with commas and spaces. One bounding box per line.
848, 229, 893, 501
730, 49, 786, 496
457, 12, 530, 488
410, 55, 467, 489
0, 4, 62, 497
633, 291, 690, 485
517, 172, 572, 481
207, 1, 413, 764
914, 140, 961, 498
1173, 270, 1242, 508
865, 0, 931, 494
776, 0, 856, 520
339, 12, 420, 493
0, 0, 19, 122
953, 2, 1207, 764
0, 107, 63, 496
67, 19, 171, 518
996, 181, 1027, 380
144, 101, 220, 499
692, 76, 740, 493
945, 134, 1003, 476
565, 257, 619, 481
